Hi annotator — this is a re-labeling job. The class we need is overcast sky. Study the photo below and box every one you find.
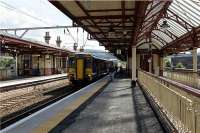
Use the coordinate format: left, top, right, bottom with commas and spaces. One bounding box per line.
0, 0, 105, 51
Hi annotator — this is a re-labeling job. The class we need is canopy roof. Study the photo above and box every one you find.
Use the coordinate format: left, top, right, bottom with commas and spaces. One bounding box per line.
50, 0, 200, 54
0, 32, 72, 56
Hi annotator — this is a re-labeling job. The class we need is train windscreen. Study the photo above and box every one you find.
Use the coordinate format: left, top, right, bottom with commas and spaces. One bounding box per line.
68, 57, 75, 68
85, 57, 92, 68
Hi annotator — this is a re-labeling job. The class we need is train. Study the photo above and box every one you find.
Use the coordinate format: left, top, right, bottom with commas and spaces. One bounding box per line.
170, 54, 200, 69
67, 52, 116, 83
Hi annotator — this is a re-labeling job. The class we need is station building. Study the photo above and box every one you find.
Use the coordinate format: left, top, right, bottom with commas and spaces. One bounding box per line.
0, 32, 71, 80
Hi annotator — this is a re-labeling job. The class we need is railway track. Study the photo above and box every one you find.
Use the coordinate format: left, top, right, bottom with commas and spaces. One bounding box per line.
0, 74, 106, 129
0, 80, 88, 129
0, 77, 69, 117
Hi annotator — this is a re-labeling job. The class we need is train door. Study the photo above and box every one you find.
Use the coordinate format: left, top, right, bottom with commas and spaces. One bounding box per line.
76, 59, 84, 80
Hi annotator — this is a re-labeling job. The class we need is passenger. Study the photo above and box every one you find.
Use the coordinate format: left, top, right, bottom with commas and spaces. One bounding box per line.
119, 66, 123, 73
115, 65, 118, 72
109, 66, 113, 81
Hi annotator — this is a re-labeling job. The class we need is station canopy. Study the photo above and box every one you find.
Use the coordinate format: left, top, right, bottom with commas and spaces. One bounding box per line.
0, 31, 72, 56
50, 1, 200, 55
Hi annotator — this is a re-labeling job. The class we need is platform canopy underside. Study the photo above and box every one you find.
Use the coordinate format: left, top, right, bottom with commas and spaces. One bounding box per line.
50, 0, 200, 55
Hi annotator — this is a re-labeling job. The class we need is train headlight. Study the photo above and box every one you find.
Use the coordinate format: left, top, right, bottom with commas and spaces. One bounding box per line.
88, 74, 92, 80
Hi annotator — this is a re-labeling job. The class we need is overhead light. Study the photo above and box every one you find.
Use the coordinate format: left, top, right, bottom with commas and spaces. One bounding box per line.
1, 39, 5, 44
108, 27, 115, 38
116, 49, 121, 55
147, 41, 153, 52
148, 58, 152, 63
160, 20, 170, 30
123, 31, 127, 35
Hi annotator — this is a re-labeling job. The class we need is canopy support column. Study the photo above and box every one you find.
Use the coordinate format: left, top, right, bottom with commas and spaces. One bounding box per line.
148, 57, 152, 73
159, 54, 164, 76
153, 54, 160, 76
131, 46, 137, 87
15, 53, 18, 77
192, 48, 198, 72
136, 54, 140, 70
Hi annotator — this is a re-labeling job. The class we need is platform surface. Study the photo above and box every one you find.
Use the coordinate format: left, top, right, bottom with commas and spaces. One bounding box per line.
55, 78, 164, 133
0, 74, 67, 88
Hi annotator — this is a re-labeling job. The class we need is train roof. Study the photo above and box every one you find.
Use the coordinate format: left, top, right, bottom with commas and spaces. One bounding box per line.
72, 51, 118, 62
170, 53, 200, 58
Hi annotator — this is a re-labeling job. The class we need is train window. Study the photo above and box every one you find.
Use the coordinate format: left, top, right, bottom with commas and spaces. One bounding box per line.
85, 57, 92, 68
68, 57, 75, 67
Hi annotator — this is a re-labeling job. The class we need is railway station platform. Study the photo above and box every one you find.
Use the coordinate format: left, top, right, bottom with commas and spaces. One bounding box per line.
52, 78, 164, 133
0, 74, 67, 88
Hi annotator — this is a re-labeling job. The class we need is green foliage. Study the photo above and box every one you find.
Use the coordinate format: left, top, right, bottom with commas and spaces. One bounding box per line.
176, 62, 185, 68
165, 60, 171, 67
0, 58, 15, 69
164, 57, 171, 68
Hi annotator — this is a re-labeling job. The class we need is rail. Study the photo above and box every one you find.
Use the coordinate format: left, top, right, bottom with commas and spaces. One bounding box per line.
0, 74, 68, 91
1, 75, 110, 133
163, 68, 200, 89
138, 70, 200, 133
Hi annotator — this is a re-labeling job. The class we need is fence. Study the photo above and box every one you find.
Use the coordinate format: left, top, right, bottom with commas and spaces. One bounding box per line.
138, 70, 200, 133
163, 68, 200, 89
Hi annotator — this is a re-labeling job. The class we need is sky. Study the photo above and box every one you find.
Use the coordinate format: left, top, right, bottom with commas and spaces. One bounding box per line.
0, 0, 105, 51
0, 0, 199, 53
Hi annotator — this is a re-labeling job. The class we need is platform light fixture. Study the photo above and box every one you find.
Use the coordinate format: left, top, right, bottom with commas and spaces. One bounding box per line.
1, 39, 5, 44
116, 49, 121, 55
160, 20, 170, 30
108, 27, 115, 38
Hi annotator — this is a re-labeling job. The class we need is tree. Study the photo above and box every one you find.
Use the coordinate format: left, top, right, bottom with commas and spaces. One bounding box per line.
164, 57, 171, 68
165, 60, 171, 68
0, 58, 15, 69
176, 62, 185, 68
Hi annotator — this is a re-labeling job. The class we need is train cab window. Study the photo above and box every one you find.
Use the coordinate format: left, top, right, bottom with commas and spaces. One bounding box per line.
85, 57, 92, 68
68, 57, 75, 68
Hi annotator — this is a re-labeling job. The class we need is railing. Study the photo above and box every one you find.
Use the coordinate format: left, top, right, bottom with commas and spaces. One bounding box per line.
138, 70, 200, 133
163, 68, 200, 89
